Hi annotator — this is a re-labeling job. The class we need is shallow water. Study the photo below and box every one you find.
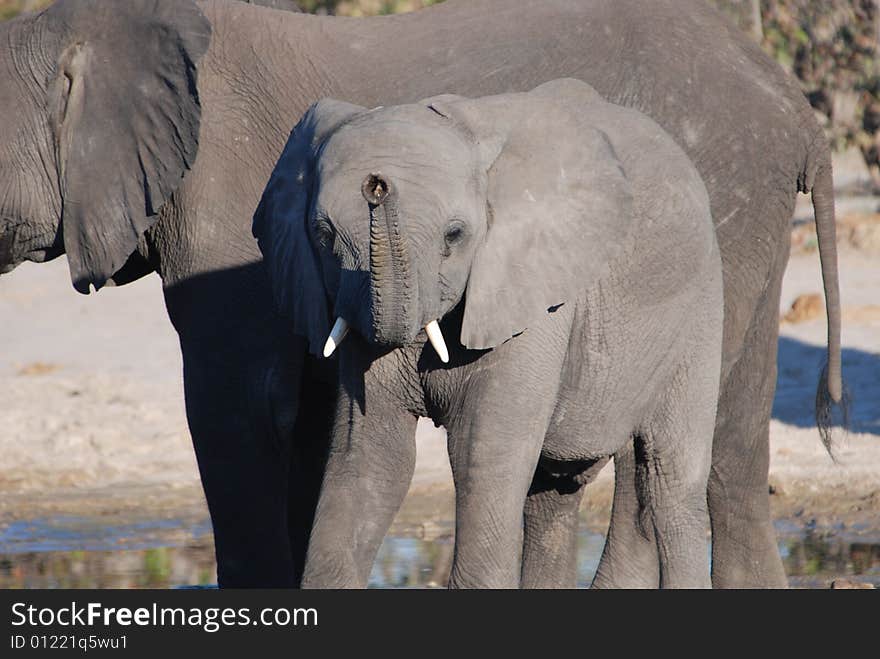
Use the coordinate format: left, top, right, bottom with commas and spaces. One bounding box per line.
0, 517, 216, 589
0, 516, 877, 588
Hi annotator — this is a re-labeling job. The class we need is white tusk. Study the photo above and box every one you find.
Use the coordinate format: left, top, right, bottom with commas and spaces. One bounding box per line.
425, 320, 450, 364
323, 317, 350, 358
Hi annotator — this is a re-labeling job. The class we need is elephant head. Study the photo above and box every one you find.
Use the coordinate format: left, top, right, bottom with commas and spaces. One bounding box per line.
254, 79, 635, 361
0, 0, 210, 292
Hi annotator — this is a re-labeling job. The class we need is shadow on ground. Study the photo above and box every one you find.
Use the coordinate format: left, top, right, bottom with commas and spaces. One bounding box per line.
773, 336, 879, 435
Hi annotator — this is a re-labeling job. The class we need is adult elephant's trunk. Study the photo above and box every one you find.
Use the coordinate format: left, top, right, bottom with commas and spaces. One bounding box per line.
810, 156, 848, 453
366, 175, 414, 345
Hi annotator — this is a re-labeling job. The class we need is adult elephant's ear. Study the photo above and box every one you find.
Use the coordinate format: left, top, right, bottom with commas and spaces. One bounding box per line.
253, 99, 364, 356
45, 0, 211, 293
435, 83, 636, 350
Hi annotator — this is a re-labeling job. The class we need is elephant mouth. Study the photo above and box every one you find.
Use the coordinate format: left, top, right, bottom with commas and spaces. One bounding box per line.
321, 316, 450, 364
0, 225, 17, 271
0, 218, 65, 271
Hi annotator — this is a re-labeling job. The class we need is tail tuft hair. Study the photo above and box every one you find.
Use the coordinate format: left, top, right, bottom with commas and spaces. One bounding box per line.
815, 362, 851, 462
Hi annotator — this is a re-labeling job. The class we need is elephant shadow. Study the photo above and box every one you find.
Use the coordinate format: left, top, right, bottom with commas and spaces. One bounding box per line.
773, 336, 880, 436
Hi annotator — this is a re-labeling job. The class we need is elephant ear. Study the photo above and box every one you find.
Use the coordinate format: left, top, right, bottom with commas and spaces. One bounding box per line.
45, 0, 211, 293
253, 99, 365, 356
437, 90, 635, 350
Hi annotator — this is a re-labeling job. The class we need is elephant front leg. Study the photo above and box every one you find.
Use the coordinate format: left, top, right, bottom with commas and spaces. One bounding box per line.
446, 414, 547, 589
301, 366, 418, 588
287, 367, 337, 585
180, 337, 302, 588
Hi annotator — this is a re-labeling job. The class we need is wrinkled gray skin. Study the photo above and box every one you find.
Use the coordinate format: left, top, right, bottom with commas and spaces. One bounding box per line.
255, 80, 725, 588
0, 0, 842, 587
243, 0, 300, 10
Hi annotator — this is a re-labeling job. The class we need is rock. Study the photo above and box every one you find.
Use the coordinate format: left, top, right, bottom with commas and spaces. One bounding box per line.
830, 579, 876, 589
16, 361, 62, 376
782, 293, 823, 324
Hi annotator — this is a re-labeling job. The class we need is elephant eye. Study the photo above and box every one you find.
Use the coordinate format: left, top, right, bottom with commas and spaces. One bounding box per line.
312, 217, 336, 249
443, 220, 467, 250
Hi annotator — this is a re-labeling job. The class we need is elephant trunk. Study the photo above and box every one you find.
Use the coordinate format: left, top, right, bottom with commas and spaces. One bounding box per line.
367, 177, 414, 345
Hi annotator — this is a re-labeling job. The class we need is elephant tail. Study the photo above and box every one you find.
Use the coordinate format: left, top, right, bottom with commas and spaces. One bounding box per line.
805, 145, 849, 457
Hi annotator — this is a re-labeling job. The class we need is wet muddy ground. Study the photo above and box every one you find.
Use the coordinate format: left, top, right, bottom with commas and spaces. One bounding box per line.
1, 510, 877, 589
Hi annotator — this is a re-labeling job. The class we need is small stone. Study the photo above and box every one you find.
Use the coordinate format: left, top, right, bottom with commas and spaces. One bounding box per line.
830, 579, 876, 590
782, 293, 823, 324
16, 362, 62, 376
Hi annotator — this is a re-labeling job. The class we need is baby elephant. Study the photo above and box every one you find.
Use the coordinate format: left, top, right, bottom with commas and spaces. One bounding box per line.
254, 79, 722, 588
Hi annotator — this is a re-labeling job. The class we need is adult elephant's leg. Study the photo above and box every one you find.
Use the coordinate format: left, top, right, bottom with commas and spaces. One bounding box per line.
165, 270, 307, 588
521, 458, 608, 589
591, 443, 660, 588
179, 335, 301, 587
287, 358, 336, 585
709, 253, 789, 588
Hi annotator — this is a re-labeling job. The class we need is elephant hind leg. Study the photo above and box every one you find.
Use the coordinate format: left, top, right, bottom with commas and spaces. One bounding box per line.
709, 277, 788, 588
521, 457, 608, 589
708, 198, 791, 588
591, 440, 660, 589
637, 360, 717, 589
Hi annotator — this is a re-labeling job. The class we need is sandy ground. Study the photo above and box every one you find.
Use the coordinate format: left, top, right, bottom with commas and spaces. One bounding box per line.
1, 210, 878, 544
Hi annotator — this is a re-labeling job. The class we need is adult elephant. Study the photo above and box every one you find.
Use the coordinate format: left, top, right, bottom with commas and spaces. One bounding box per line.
0, 0, 842, 587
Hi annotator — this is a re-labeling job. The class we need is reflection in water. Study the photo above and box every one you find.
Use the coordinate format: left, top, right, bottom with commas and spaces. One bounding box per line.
0, 517, 877, 588
0, 544, 217, 589
0, 517, 213, 553
780, 531, 880, 587
0, 516, 216, 589
367, 529, 608, 588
